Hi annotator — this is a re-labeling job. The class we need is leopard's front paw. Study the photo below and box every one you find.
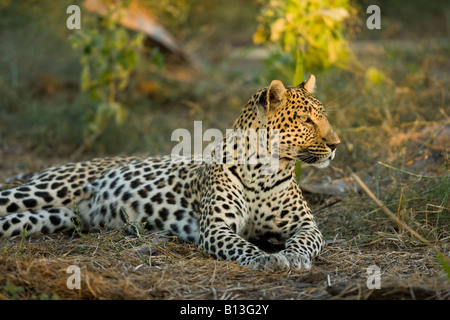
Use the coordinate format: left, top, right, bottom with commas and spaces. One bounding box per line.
279, 251, 311, 270
245, 253, 290, 271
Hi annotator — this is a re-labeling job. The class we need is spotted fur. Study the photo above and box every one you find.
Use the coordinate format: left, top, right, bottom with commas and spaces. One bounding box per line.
0, 75, 340, 270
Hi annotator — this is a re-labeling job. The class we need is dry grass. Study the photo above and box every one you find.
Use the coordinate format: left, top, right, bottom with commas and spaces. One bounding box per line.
1, 228, 448, 300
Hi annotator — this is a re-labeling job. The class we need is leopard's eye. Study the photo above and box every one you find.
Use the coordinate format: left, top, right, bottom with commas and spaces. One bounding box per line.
299, 115, 314, 124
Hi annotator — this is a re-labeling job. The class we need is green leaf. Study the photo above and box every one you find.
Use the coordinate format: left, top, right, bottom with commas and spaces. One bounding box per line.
292, 51, 304, 86
90, 86, 102, 101
365, 66, 385, 86
295, 161, 302, 181
150, 48, 165, 71
436, 251, 450, 279
114, 28, 129, 49
83, 43, 92, 55
118, 48, 137, 71
131, 33, 145, 48
80, 66, 90, 92
100, 69, 113, 84
111, 102, 127, 125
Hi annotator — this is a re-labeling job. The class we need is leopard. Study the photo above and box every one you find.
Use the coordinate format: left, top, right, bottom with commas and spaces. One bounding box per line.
0, 75, 340, 271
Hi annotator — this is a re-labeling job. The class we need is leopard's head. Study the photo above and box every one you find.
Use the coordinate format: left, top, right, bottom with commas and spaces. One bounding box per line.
236, 75, 340, 168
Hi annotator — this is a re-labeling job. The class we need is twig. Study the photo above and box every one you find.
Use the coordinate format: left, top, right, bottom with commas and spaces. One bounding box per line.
397, 188, 404, 233
350, 172, 450, 264
340, 120, 449, 133
377, 161, 443, 179
70, 116, 111, 160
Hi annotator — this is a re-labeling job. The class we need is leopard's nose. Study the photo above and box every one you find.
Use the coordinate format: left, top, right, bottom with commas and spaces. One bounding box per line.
326, 143, 339, 151
323, 131, 340, 151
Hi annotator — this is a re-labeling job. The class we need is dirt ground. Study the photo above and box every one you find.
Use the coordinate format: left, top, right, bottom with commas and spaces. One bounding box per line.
0, 139, 448, 301
0, 223, 448, 300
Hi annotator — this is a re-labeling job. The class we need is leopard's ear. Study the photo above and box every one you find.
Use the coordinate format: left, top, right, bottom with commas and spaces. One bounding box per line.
297, 74, 316, 93
266, 80, 287, 110
254, 80, 286, 126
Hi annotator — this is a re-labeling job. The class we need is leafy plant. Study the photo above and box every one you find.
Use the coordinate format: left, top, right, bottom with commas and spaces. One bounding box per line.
39, 293, 61, 300
72, 204, 84, 238
2, 281, 24, 300
436, 251, 450, 279
18, 226, 28, 253
254, 0, 357, 84
70, 0, 147, 154
254, 0, 357, 179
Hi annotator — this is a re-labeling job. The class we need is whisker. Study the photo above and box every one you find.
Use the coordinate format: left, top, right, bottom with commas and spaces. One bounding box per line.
296, 151, 319, 164
324, 92, 348, 115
